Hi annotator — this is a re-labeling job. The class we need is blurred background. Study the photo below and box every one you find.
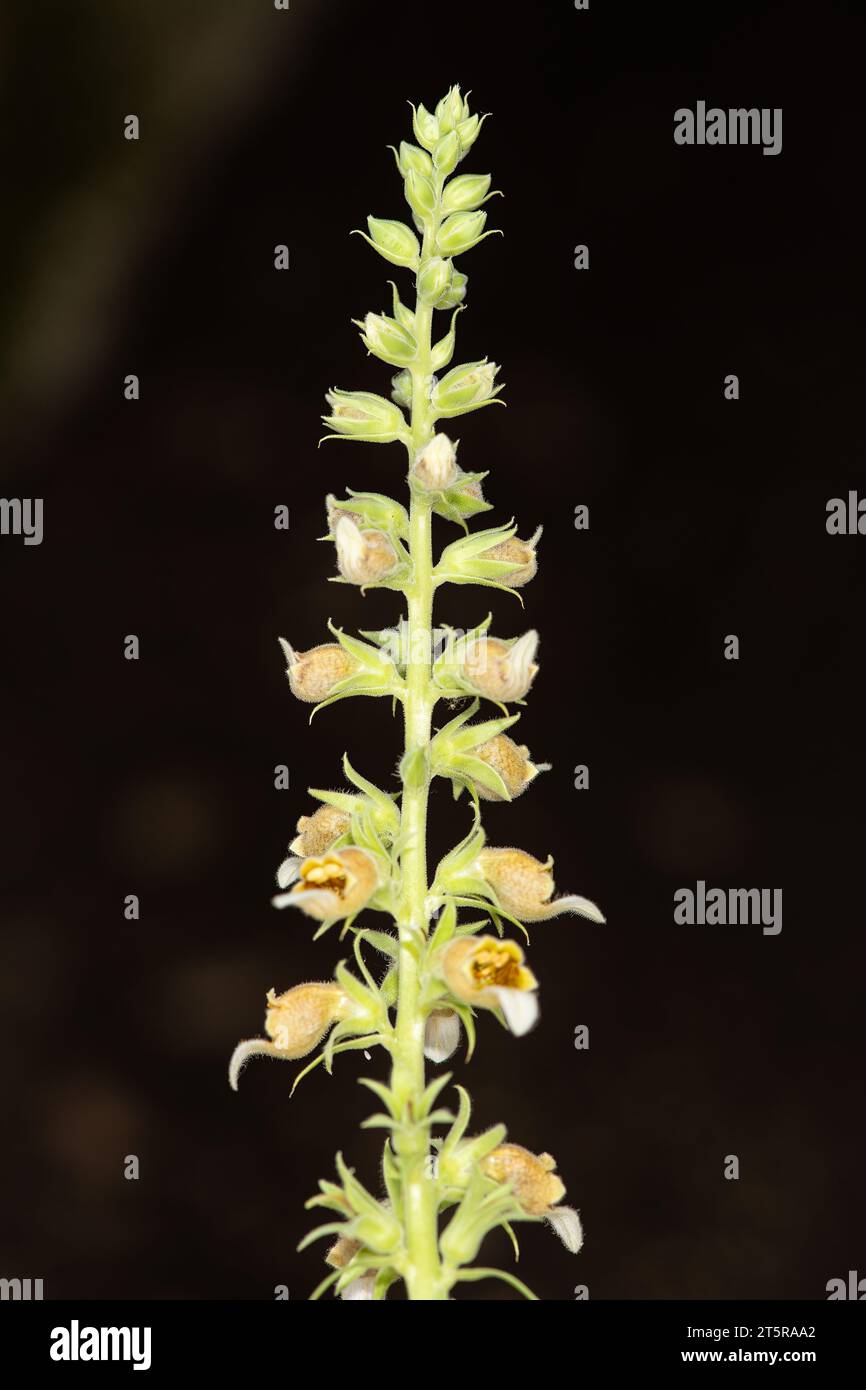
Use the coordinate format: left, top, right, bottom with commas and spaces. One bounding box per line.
1, 0, 864, 1301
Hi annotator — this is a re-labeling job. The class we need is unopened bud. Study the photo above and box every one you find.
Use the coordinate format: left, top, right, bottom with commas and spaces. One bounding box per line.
334, 516, 399, 585
432, 360, 501, 417
416, 256, 454, 305
395, 140, 433, 177
323, 388, 407, 441
411, 102, 440, 152
480, 527, 541, 588
441, 173, 492, 214
412, 433, 458, 490
437, 209, 487, 256
404, 169, 437, 220
461, 631, 538, 703
361, 216, 420, 270
279, 639, 358, 703
433, 130, 461, 176
390, 369, 413, 409
356, 312, 417, 367
435, 86, 470, 133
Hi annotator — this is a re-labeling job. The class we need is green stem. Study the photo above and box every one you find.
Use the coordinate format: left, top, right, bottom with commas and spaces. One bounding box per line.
390, 192, 447, 1301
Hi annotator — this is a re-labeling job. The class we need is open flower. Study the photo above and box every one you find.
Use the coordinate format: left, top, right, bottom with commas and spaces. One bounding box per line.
479, 526, 542, 588
477, 847, 605, 923
272, 846, 380, 921
480, 1144, 583, 1253
423, 1007, 462, 1062
438, 935, 538, 1035
470, 734, 547, 801
289, 804, 351, 858
228, 983, 354, 1090
413, 433, 458, 490
279, 639, 358, 703
334, 516, 399, 585
461, 632, 538, 702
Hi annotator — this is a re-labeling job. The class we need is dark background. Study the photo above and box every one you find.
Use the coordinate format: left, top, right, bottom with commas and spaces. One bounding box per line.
1, 0, 864, 1301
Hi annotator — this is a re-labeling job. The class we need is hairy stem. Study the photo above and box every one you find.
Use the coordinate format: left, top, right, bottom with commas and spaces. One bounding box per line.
390, 194, 446, 1300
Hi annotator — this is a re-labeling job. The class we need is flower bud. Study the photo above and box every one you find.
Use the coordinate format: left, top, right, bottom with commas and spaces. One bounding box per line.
411, 102, 440, 152
476, 847, 606, 924
460, 631, 539, 703
437, 209, 487, 256
435, 86, 470, 133
404, 169, 437, 220
395, 140, 433, 177
456, 113, 484, 154
228, 982, 353, 1090
435, 267, 468, 310
479, 527, 541, 588
334, 516, 399, 586
441, 173, 492, 214
433, 130, 461, 176
438, 935, 538, 1036
412, 433, 458, 490
431, 360, 501, 417
322, 388, 407, 442
471, 734, 544, 801
290, 804, 351, 857
362, 216, 420, 269
326, 1234, 362, 1270
424, 1007, 462, 1063
416, 256, 454, 305
272, 846, 380, 921
356, 312, 417, 367
279, 639, 358, 704
390, 369, 413, 409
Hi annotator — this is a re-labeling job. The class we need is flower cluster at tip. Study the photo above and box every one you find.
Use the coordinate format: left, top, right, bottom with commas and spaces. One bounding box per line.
228, 86, 603, 1302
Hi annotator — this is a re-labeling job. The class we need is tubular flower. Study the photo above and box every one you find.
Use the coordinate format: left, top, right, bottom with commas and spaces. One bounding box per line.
423, 1007, 462, 1063
326, 1236, 377, 1300
477, 847, 606, 923
480, 1144, 583, 1253
412, 432, 458, 490
289, 804, 351, 858
461, 632, 538, 702
228, 983, 354, 1090
334, 516, 399, 585
279, 639, 358, 703
439, 935, 538, 1036
470, 733, 546, 802
272, 846, 380, 920
479, 526, 542, 588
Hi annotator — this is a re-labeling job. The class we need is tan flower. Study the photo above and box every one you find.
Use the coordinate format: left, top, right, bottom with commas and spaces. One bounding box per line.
334, 516, 399, 585
471, 734, 546, 801
279, 639, 358, 703
477, 847, 605, 923
439, 935, 538, 1035
326, 1233, 362, 1270
289, 804, 351, 858
461, 632, 538, 702
480, 1143, 583, 1253
272, 846, 380, 921
228, 982, 353, 1090
480, 526, 541, 588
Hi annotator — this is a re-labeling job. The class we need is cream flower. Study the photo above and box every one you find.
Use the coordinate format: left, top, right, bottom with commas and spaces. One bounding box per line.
413, 432, 458, 489
423, 1007, 462, 1063
228, 983, 354, 1090
461, 632, 538, 702
480, 1143, 583, 1253
272, 846, 380, 921
477, 847, 605, 923
438, 935, 538, 1035
334, 516, 399, 585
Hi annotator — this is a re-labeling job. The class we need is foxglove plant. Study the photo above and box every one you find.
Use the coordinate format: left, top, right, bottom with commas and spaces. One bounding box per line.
229, 86, 604, 1301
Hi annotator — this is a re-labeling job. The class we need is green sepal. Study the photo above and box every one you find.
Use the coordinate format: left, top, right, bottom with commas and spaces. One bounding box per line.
430, 306, 464, 371
455, 1267, 538, 1300
352, 217, 420, 270
387, 279, 416, 333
